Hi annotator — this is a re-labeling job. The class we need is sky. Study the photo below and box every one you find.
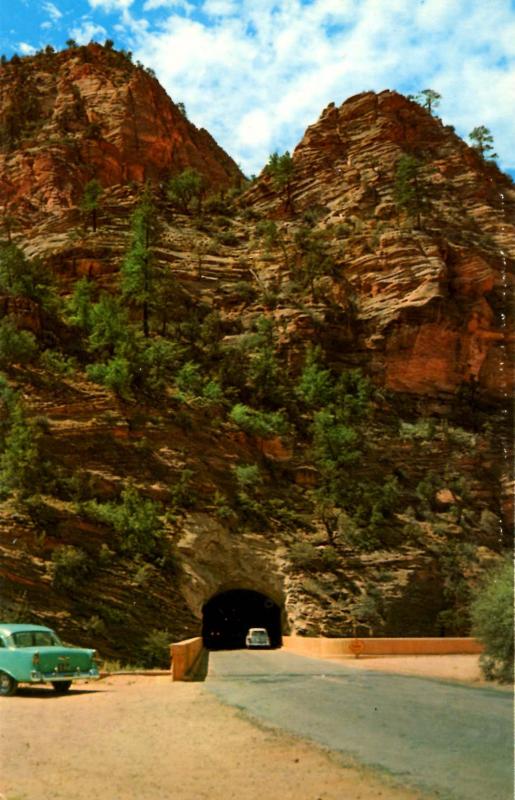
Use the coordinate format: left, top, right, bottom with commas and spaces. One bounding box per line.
1, 0, 514, 178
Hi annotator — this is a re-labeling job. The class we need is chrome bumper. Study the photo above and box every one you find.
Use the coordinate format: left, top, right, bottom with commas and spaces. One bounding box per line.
30, 669, 100, 682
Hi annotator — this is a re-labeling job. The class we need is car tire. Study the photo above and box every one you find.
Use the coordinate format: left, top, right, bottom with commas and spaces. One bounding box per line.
0, 671, 18, 697
52, 681, 72, 693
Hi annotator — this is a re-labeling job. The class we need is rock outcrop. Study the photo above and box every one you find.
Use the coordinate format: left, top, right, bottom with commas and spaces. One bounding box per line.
245, 90, 515, 400
0, 44, 243, 216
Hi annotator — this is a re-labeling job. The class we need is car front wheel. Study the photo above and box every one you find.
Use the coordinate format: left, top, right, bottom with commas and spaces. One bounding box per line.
0, 671, 18, 697
52, 681, 72, 693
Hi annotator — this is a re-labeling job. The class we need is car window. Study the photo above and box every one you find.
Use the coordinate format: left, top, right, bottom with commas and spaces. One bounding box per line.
12, 630, 61, 647
0, 638, 5, 647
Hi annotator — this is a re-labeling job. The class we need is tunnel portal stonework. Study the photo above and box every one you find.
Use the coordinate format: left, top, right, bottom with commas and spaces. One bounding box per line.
177, 512, 289, 639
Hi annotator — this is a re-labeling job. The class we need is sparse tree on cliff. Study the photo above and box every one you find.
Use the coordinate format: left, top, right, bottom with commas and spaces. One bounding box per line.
393, 154, 430, 229
294, 226, 335, 296
266, 151, 295, 212
80, 179, 103, 232
469, 126, 498, 160
167, 168, 205, 214
121, 184, 161, 338
0, 243, 58, 312
416, 89, 441, 115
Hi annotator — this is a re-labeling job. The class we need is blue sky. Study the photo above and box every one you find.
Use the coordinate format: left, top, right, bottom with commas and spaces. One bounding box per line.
1, 0, 514, 178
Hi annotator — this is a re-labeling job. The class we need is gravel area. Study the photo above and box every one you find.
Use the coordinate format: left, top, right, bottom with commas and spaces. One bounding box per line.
1, 674, 431, 800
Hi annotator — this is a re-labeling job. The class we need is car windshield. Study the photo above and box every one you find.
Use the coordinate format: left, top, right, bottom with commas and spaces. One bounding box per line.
11, 630, 62, 647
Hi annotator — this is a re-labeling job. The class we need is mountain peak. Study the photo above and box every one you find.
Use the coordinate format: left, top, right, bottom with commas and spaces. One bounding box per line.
0, 43, 243, 214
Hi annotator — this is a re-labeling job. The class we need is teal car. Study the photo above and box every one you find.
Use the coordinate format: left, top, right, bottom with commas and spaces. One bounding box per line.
0, 623, 100, 696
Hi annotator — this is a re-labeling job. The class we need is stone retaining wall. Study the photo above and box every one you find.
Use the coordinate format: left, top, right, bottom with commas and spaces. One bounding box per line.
282, 636, 483, 658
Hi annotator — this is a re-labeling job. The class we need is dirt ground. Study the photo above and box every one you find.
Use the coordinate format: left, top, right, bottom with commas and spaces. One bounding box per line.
328, 653, 488, 684
0, 655, 499, 800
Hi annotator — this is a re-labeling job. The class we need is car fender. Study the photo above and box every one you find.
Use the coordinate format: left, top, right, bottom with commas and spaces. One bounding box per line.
0, 650, 34, 682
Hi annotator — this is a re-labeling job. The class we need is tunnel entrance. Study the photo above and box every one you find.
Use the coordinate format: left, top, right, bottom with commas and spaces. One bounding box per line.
202, 589, 282, 650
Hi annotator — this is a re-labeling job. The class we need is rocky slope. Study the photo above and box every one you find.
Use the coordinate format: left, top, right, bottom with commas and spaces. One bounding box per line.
0, 46, 513, 662
0, 43, 242, 216
245, 90, 514, 399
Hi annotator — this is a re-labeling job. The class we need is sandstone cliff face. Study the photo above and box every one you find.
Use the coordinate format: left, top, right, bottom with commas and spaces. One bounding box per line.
0, 44, 242, 215
0, 56, 512, 659
245, 90, 515, 401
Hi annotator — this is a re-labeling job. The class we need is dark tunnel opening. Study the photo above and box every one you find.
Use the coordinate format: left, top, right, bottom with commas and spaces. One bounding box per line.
202, 589, 282, 650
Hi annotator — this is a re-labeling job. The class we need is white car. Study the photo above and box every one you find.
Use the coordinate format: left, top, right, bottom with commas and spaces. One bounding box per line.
245, 628, 271, 648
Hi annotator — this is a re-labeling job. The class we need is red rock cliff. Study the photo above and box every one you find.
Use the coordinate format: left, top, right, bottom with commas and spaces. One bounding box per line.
0, 43, 243, 214
245, 90, 515, 400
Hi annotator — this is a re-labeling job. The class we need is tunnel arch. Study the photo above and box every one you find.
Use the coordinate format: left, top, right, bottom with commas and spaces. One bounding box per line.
202, 588, 283, 650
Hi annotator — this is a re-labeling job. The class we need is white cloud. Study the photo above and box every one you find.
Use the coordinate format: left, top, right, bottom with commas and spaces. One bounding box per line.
143, 0, 192, 11
42, 1, 63, 21
18, 42, 36, 55
102, 0, 514, 175
69, 20, 108, 44
88, 0, 134, 11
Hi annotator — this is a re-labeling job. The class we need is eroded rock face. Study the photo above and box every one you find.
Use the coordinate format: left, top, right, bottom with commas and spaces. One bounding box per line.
0, 44, 243, 214
0, 62, 512, 654
245, 90, 515, 399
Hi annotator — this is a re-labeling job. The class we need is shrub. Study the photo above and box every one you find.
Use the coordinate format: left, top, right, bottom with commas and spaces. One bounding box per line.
0, 403, 46, 497
289, 541, 338, 572
50, 545, 91, 590
175, 361, 203, 396
81, 486, 166, 559
140, 629, 171, 668
234, 464, 262, 490
229, 403, 288, 438
87, 356, 133, 399
40, 349, 76, 375
296, 346, 334, 409
470, 557, 513, 683
0, 318, 37, 368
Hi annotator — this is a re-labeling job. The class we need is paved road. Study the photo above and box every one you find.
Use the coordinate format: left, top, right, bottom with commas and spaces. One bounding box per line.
205, 650, 513, 800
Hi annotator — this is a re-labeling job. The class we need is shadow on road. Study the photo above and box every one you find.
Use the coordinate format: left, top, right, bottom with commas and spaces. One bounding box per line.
185, 648, 210, 681
15, 686, 101, 698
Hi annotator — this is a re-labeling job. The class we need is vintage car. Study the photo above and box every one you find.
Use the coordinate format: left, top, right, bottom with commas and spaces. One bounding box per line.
0, 623, 100, 696
245, 627, 271, 648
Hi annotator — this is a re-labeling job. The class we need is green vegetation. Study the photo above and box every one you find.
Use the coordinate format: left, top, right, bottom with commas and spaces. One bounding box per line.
80, 179, 103, 232
79, 485, 172, 563
140, 629, 172, 668
415, 89, 441, 115
393, 154, 430, 228
469, 126, 498, 160
50, 545, 91, 591
0, 318, 37, 368
294, 226, 335, 294
471, 556, 513, 683
0, 243, 59, 312
121, 184, 160, 337
0, 386, 47, 498
229, 403, 288, 438
266, 151, 295, 210
167, 168, 205, 214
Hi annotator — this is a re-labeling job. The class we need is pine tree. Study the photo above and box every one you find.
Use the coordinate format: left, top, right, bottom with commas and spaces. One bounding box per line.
469, 126, 498, 160
266, 151, 295, 211
393, 155, 430, 229
416, 89, 441, 115
80, 179, 103, 232
121, 184, 160, 337
0, 243, 58, 312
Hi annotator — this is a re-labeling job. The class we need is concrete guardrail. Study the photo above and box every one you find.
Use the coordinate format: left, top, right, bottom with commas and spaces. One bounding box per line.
282, 635, 483, 658
170, 637, 204, 681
